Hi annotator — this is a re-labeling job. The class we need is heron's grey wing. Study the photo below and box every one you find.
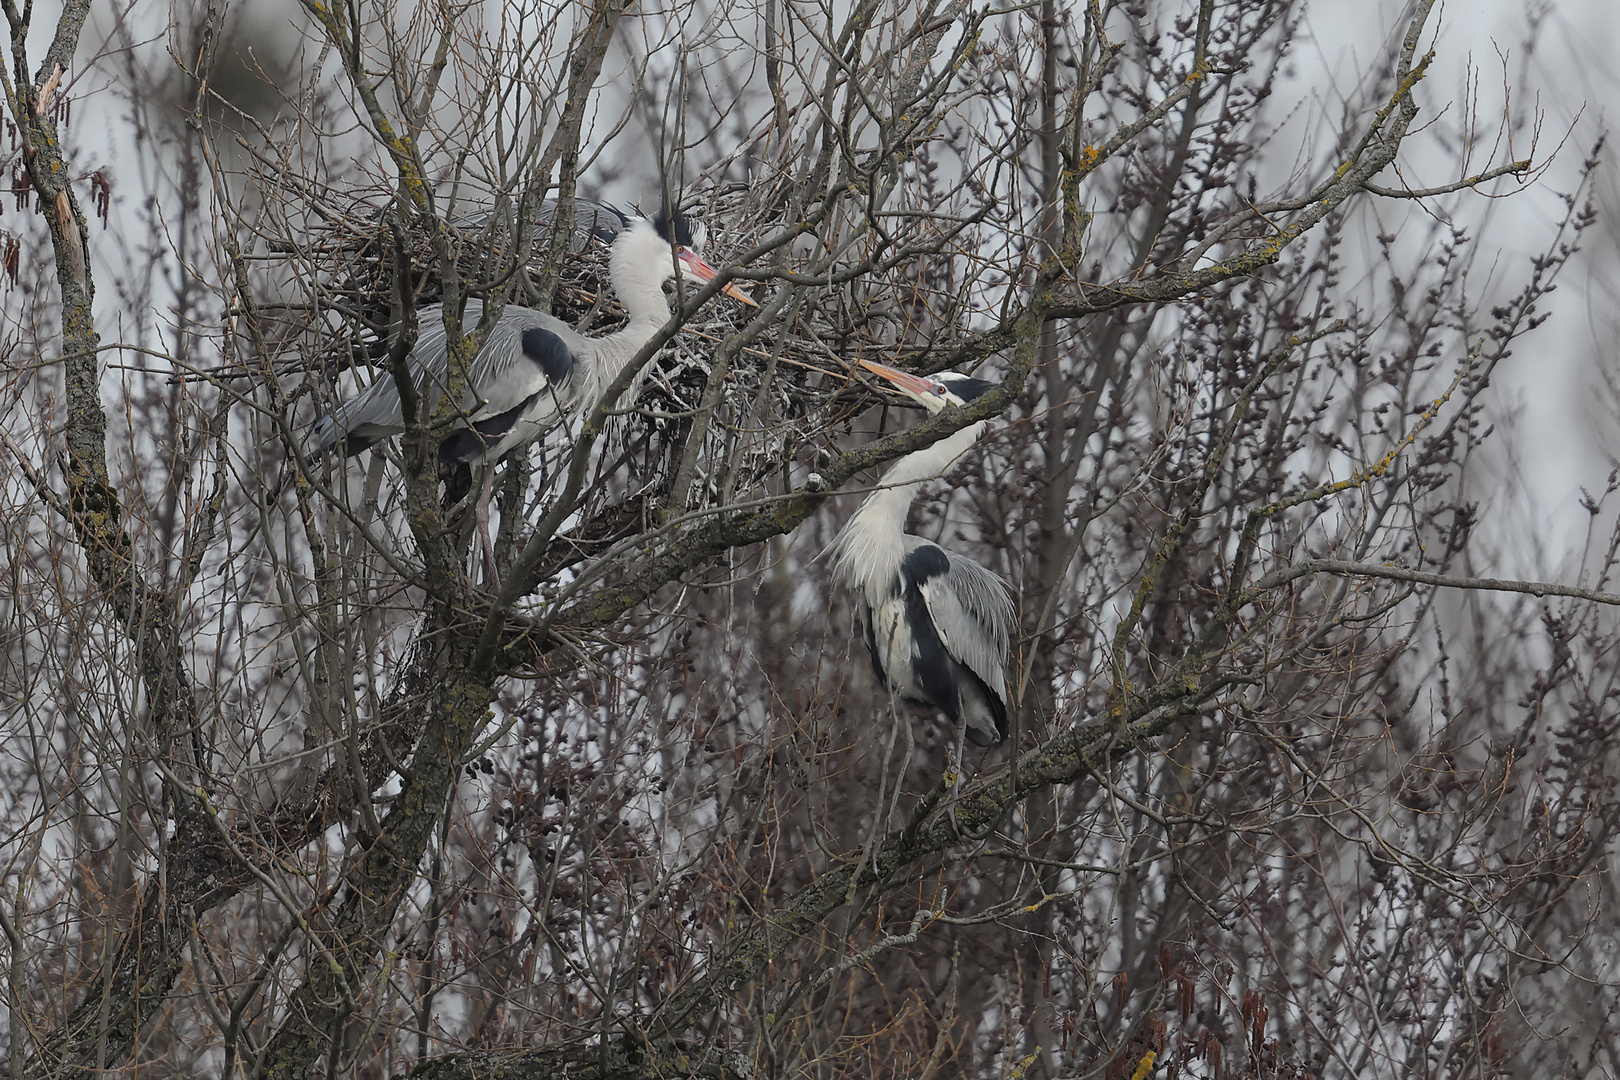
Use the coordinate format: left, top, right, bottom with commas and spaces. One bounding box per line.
449, 197, 629, 253
912, 541, 1015, 704
316, 300, 587, 455
462, 306, 582, 424
315, 304, 456, 451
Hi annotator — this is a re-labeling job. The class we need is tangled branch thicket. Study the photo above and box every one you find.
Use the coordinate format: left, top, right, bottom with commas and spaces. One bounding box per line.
0, 0, 1614, 1077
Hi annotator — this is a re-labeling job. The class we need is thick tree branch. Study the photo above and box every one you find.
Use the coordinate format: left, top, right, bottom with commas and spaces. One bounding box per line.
0, 4, 224, 1076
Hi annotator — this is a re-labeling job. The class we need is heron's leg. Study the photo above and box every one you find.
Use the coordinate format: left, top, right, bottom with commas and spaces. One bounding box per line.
884, 715, 915, 836
946, 721, 969, 837
362, 450, 388, 516
476, 463, 500, 588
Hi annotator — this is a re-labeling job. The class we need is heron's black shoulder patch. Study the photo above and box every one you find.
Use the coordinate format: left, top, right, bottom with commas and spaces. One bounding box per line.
900, 579, 959, 722
900, 543, 951, 586
521, 327, 575, 386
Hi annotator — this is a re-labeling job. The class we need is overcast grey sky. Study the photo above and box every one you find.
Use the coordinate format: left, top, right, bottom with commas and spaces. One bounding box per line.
1298, 1, 1620, 566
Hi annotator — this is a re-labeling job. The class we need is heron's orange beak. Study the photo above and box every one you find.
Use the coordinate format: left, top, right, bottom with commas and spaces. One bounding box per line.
859, 359, 941, 399
678, 250, 757, 305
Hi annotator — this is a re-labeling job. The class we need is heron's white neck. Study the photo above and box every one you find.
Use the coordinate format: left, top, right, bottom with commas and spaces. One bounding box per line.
875, 419, 987, 490
833, 419, 987, 599
608, 222, 682, 331
574, 221, 687, 412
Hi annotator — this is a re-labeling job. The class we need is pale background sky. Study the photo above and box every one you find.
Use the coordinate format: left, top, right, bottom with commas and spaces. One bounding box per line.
1303, 1, 1620, 569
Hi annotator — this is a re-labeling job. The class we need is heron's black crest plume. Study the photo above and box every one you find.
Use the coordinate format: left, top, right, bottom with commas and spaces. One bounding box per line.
939, 374, 996, 403
652, 206, 700, 249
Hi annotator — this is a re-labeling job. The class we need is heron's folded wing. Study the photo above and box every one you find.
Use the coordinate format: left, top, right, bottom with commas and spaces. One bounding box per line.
317, 300, 578, 450
316, 307, 454, 449
916, 551, 1014, 702
464, 307, 578, 424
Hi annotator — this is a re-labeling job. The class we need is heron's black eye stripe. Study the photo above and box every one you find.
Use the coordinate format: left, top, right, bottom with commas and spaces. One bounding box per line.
938, 375, 996, 402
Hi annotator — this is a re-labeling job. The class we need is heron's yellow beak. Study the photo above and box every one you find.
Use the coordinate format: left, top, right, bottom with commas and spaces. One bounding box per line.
859, 359, 943, 400
677, 250, 757, 306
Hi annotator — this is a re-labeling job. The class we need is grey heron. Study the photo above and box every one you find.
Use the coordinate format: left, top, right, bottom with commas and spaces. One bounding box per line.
312, 205, 753, 575
833, 359, 1014, 748
313, 206, 754, 466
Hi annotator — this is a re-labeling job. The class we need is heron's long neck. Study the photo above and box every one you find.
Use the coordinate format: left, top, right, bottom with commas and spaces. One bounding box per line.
876, 419, 987, 491
609, 242, 678, 332
835, 419, 986, 597
578, 235, 679, 407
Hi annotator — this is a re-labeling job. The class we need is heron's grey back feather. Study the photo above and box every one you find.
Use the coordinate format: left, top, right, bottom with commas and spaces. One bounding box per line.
447, 197, 630, 252
907, 535, 1014, 705
315, 300, 596, 450
314, 210, 701, 459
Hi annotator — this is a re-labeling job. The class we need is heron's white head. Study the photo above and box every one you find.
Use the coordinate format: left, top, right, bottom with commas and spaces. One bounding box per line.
859, 359, 996, 414
612, 209, 755, 306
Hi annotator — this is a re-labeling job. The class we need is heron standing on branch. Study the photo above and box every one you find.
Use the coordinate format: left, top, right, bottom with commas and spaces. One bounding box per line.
834, 359, 1015, 755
